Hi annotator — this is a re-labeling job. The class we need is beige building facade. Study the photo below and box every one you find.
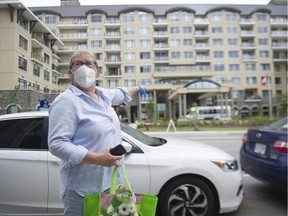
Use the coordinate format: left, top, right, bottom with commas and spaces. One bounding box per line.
0, 0, 287, 120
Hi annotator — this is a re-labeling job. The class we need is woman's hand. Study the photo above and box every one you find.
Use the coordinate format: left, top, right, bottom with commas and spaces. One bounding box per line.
83, 148, 122, 167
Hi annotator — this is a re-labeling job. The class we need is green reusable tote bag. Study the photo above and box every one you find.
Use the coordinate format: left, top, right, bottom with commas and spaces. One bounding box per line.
84, 164, 158, 216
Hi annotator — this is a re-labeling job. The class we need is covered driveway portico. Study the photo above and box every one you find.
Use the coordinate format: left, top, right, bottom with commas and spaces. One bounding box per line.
167, 79, 232, 119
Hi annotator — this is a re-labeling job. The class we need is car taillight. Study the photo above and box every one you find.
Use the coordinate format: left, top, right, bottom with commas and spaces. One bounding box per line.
273, 140, 288, 153
242, 133, 248, 144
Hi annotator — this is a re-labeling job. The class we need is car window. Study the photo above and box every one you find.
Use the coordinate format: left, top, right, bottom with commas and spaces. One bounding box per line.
263, 117, 288, 132
0, 118, 47, 150
120, 122, 164, 146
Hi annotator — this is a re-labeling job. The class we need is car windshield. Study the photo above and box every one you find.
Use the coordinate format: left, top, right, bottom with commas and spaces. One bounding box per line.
120, 123, 165, 146
262, 117, 288, 131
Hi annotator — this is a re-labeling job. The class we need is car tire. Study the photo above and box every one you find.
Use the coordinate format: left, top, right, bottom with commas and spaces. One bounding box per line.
157, 176, 217, 216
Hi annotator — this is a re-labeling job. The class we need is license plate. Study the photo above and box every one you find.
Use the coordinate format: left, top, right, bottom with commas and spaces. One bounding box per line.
254, 143, 266, 155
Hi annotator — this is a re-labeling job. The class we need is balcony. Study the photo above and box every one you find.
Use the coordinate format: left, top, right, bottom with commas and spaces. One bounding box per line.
272, 42, 288, 50
57, 33, 88, 42
57, 45, 87, 54
152, 19, 169, 26
105, 70, 122, 77
31, 52, 44, 65
104, 31, 121, 40
153, 56, 169, 63
153, 31, 169, 38
241, 43, 256, 50
193, 18, 209, 26
153, 43, 169, 51
104, 57, 122, 64
240, 31, 255, 37
105, 45, 121, 52
31, 33, 46, 49
104, 19, 121, 27
195, 43, 210, 50
242, 55, 257, 62
270, 18, 288, 26
194, 31, 210, 38
57, 20, 88, 29
239, 18, 255, 26
195, 56, 211, 62
271, 31, 288, 38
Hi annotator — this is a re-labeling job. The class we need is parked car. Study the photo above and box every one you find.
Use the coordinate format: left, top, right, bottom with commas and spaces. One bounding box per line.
240, 117, 288, 192
0, 111, 243, 216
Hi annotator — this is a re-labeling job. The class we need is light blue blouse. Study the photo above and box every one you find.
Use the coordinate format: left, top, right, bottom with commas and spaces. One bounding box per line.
48, 85, 131, 198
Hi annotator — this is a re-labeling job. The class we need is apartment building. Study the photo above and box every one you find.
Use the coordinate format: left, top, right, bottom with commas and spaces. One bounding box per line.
0, 0, 287, 120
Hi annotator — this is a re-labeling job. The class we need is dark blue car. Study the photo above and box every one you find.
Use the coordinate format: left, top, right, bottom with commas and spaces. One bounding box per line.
240, 117, 288, 192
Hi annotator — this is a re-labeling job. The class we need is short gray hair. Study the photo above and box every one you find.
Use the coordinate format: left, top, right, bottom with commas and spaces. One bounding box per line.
69, 50, 97, 69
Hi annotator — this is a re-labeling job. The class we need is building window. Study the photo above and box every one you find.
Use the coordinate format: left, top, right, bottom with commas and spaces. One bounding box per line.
171, 39, 181, 46
32, 83, 40, 91
124, 39, 135, 47
184, 51, 193, 59
91, 14, 102, 22
183, 26, 192, 33
124, 66, 136, 73
214, 64, 225, 71
91, 28, 102, 35
140, 65, 151, 73
139, 27, 150, 35
214, 51, 224, 58
170, 12, 180, 21
124, 79, 136, 87
229, 64, 240, 71
138, 12, 149, 22
246, 77, 257, 84
229, 51, 239, 58
140, 52, 151, 59
182, 12, 192, 22
258, 38, 268, 45
124, 52, 135, 60
91, 40, 102, 48
171, 51, 181, 59
44, 70, 49, 81
18, 56, 27, 71
256, 13, 267, 21
260, 64, 270, 71
33, 64, 40, 77
212, 26, 222, 33
44, 87, 49, 93
52, 73, 57, 84
211, 12, 222, 22
213, 38, 223, 45
274, 64, 281, 72
245, 63, 256, 71
140, 78, 152, 85
19, 17, 28, 30
227, 26, 238, 33
44, 53, 50, 64
258, 26, 268, 33
96, 80, 103, 87
45, 15, 56, 24
18, 78, 27, 89
95, 53, 102, 60
170, 26, 180, 33
123, 12, 134, 22
226, 12, 237, 21
183, 39, 193, 46
259, 50, 269, 57
228, 38, 238, 45
107, 79, 119, 88
231, 77, 241, 85
139, 39, 150, 47
19, 35, 28, 51
123, 27, 135, 35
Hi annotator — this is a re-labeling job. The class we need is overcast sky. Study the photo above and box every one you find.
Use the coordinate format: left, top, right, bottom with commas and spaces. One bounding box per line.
20, 0, 271, 7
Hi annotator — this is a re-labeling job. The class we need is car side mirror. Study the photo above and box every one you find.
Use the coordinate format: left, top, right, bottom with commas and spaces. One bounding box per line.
122, 140, 132, 154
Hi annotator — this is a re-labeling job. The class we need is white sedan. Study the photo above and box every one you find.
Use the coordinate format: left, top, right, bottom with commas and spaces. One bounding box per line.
0, 111, 243, 216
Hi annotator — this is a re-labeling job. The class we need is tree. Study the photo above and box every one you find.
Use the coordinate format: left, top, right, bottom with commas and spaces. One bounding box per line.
145, 100, 155, 120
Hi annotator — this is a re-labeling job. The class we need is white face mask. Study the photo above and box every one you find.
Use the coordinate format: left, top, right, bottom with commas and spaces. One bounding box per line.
73, 65, 96, 88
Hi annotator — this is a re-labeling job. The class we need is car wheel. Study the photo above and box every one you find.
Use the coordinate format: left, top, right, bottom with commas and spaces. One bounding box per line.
157, 176, 217, 216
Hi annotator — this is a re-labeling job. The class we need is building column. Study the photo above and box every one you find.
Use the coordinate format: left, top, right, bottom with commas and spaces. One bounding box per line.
183, 94, 187, 117
178, 95, 182, 118
153, 90, 157, 119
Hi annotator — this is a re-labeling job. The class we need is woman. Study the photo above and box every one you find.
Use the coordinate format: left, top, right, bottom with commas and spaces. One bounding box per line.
48, 50, 145, 215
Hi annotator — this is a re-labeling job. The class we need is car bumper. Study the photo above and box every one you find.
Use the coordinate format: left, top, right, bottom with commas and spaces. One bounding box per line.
218, 170, 244, 214
240, 148, 287, 190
